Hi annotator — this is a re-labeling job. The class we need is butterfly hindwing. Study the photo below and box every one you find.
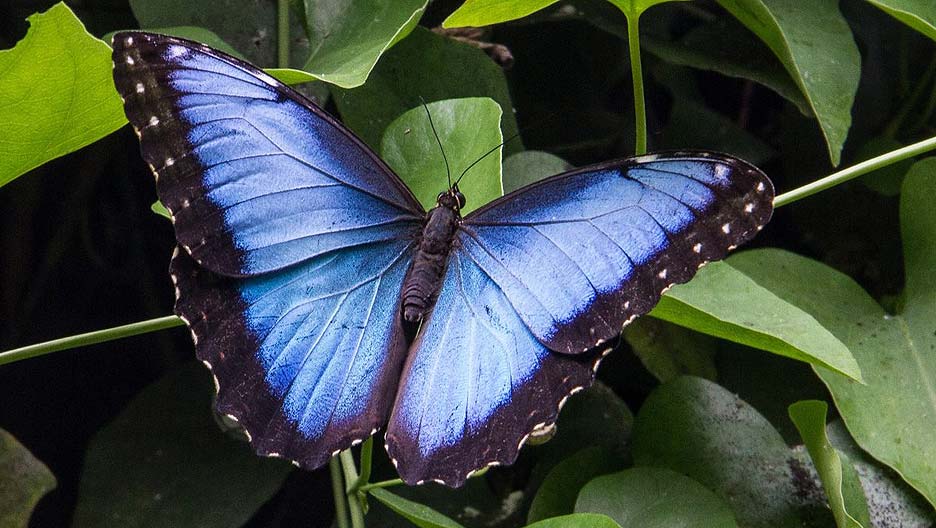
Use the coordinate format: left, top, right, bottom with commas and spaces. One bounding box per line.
171, 238, 415, 467
460, 152, 774, 354
112, 32, 424, 277
385, 250, 599, 486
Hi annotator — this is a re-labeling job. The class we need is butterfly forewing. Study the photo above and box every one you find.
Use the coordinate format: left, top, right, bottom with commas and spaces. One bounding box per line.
111, 32, 423, 277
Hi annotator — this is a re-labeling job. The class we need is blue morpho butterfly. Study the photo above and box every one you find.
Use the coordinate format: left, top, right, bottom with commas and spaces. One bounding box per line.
111, 32, 773, 487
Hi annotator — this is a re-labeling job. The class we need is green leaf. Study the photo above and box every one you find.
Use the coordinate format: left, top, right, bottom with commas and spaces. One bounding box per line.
129, 0, 309, 67
369, 488, 465, 528
727, 159, 936, 509
443, 0, 561, 27
72, 363, 292, 527
0, 428, 56, 528
502, 151, 572, 194
788, 401, 871, 528
650, 259, 863, 382
151, 201, 170, 219
623, 317, 717, 383
381, 97, 503, 214
528, 447, 624, 523
826, 421, 936, 527
575, 467, 738, 527
526, 513, 622, 528
867, 0, 936, 41
301, 0, 427, 88
643, 18, 810, 115
632, 376, 803, 527
333, 27, 520, 156
715, 0, 860, 165
0, 3, 127, 187
265, 68, 320, 86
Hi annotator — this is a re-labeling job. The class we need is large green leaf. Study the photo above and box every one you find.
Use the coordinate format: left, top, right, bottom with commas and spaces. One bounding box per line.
867, 0, 936, 41
301, 0, 427, 88
623, 317, 717, 383
650, 259, 862, 382
575, 467, 738, 527
632, 376, 804, 527
72, 363, 292, 527
381, 97, 503, 213
0, 3, 126, 187
826, 421, 936, 527
502, 151, 571, 194
0, 428, 56, 528
789, 401, 871, 528
728, 159, 936, 509
716, 0, 860, 165
369, 488, 465, 528
332, 27, 520, 156
527, 447, 624, 523
526, 513, 621, 528
443, 0, 561, 27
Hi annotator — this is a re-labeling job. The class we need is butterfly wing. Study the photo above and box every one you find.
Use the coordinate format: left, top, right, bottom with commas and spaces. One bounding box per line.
459, 152, 774, 354
112, 32, 424, 276
385, 152, 772, 485
171, 238, 415, 467
113, 32, 424, 467
385, 250, 600, 486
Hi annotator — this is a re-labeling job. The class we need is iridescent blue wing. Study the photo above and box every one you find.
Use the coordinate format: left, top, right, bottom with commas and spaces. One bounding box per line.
385, 251, 600, 486
459, 152, 774, 354
112, 32, 424, 467
170, 238, 415, 466
112, 32, 424, 276
385, 152, 772, 485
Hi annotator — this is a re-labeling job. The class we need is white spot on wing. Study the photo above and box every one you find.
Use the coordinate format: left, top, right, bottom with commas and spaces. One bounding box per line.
745, 202, 755, 213
135, 82, 144, 94
693, 243, 702, 253
125, 36, 134, 46
722, 223, 731, 234
757, 182, 766, 192
657, 269, 667, 279
148, 116, 159, 127
125, 55, 135, 65
165, 157, 175, 167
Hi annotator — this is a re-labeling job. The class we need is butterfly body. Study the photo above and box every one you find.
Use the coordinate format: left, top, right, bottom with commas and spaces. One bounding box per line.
402, 192, 464, 323
112, 32, 774, 487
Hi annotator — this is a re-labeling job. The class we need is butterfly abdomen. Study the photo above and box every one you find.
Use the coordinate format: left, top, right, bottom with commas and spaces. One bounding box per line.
402, 204, 461, 323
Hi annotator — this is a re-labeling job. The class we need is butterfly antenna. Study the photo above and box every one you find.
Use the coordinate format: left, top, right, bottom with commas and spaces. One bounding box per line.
454, 131, 522, 187
420, 97, 452, 188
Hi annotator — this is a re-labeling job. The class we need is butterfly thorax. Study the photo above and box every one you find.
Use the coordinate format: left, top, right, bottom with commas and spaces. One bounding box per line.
401, 193, 463, 323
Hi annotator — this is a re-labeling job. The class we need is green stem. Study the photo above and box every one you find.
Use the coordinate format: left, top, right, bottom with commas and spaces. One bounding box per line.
351, 436, 374, 492
627, 13, 647, 155
774, 134, 936, 208
340, 450, 366, 528
0, 315, 183, 367
357, 478, 405, 493
277, 0, 290, 68
331, 457, 351, 528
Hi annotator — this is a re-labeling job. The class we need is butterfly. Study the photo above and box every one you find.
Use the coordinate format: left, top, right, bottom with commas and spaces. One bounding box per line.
111, 31, 774, 487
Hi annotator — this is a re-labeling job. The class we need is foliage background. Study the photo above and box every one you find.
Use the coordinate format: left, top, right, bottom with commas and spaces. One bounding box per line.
1, 0, 935, 527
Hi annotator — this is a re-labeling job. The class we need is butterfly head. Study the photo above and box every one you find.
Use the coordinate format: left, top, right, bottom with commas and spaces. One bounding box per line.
437, 187, 466, 212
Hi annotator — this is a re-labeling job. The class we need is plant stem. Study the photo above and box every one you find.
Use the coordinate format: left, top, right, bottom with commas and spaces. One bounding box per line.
357, 478, 405, 493
626, 13, 647, 155
351, 437, 373, 492
277, 0, 290, 68
330, 458, 351, 528
0, 315, 184, 366
340, 450, 366, 528
774, 134, 936, 208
